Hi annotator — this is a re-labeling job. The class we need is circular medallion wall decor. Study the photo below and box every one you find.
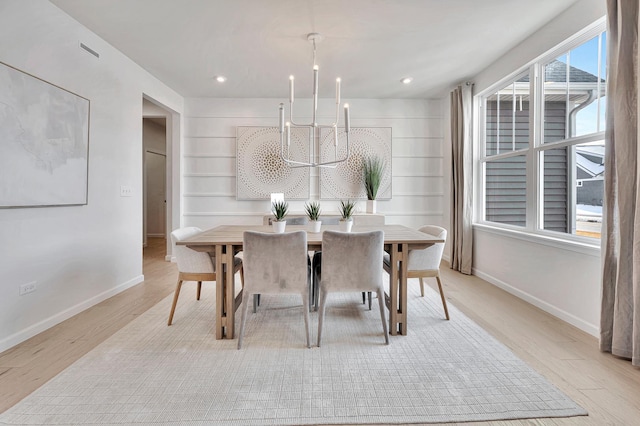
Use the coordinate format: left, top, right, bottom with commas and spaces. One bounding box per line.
236, 127, 310, 200
319, 127, 392, 200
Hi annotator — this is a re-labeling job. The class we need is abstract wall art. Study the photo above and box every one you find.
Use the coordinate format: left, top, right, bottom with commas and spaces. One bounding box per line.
0, 62, 90, 208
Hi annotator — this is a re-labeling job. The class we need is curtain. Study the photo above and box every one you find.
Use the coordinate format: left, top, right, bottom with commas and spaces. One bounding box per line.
450, 84, 473, 275
600, 0, 639, 366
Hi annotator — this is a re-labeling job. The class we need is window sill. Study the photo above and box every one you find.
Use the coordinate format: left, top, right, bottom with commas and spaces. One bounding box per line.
473, 223, 601, 257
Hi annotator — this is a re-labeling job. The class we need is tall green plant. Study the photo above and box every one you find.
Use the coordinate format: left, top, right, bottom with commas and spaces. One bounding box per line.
363, 156, 385, 200
339, 199, 356, 221
271, 200, 289, 221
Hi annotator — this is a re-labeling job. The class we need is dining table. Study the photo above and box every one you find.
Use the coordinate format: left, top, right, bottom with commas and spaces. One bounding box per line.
177, 224, 444, 340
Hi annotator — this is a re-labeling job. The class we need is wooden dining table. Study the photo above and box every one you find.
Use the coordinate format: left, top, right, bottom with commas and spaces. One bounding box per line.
177, 224, 444, 340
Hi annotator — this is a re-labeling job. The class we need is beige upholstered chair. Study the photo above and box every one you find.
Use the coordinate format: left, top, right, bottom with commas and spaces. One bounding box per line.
257, 215, 311, 313
317, 230, 389, 346
168, 227, 243, 326
237, 230, 311, 349
384, 225, 449, 320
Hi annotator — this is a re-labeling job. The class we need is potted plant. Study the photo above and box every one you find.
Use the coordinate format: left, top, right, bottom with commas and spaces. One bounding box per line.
271, 200, 288, 233
363, 155, 385, 214
305, 201, 322, 233
338, 199, 356, 232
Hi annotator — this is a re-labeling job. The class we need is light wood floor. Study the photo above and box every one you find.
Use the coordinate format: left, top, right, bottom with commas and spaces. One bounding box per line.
1, 237, 639, 425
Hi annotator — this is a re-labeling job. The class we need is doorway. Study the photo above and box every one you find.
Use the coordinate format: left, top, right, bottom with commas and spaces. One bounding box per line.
142, 96, 180, 264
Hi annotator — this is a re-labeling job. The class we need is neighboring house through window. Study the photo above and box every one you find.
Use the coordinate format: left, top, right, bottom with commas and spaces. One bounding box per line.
477, 21, 606, 241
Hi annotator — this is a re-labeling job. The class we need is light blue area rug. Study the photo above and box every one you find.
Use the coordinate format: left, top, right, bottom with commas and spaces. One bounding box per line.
0, 280, 587, 425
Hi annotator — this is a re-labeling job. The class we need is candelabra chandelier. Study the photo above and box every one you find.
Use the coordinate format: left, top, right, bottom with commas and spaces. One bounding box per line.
278, 33, 351, 168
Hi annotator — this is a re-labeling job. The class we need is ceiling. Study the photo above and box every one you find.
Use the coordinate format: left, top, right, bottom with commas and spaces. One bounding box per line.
50, 0, 580, 99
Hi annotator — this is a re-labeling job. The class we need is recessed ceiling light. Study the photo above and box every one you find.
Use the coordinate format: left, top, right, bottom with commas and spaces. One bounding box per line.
215, 76, 227, 83
401, 77, 413, 84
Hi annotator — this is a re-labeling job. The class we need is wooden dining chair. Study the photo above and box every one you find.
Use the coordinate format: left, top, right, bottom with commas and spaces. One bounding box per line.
237, 230, 311, 349
317, 230, 389, 346
384, 225, 449, 320
168, 227, 243, 325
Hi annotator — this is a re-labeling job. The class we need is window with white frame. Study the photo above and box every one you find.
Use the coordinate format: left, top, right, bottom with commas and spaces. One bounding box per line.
478, 22, 606, 241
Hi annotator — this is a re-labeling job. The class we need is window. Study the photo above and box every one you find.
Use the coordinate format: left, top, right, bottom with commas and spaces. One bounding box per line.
478, 23, 606, 241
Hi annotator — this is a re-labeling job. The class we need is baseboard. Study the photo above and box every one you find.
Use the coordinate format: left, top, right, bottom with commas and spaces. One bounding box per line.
472, 267, 599, 338
0, 275, 144, 353
165, 255, 175, 262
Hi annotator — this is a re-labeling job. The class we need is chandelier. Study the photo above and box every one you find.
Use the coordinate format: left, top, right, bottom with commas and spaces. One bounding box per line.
278, 33, 351, 168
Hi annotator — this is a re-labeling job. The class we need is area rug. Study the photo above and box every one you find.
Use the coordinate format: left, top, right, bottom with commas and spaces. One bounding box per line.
0, 281, 587, 425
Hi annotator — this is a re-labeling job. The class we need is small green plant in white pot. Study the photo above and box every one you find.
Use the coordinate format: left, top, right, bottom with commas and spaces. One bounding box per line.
305, 201, 322, 233
363, 155, 385, 214
338, 199, 356, 232
271, 200, 288, 233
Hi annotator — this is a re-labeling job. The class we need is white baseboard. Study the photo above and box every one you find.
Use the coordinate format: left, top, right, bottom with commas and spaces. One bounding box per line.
472, 267, 599, 337
0, 275, 144, 353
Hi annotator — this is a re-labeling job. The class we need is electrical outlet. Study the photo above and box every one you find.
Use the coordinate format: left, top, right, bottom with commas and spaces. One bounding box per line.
120, 185, 133, 197
19, 281, 37, 296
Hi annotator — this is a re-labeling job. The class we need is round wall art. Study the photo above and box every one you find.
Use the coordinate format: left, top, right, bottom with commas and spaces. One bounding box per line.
236, 127, 310, 200
319, 127, 392, 200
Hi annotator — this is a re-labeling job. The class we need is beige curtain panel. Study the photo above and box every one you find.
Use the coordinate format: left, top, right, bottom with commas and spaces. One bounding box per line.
450, 84, 473, 275
600, 0, 640, 366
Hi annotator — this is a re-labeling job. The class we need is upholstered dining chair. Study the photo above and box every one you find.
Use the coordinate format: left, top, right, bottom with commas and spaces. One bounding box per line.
384, 225, 450, 320
254, 216, 311, 313
312, 216, 374, 310
168, 227, 243, 326
317, 230, 389, 346
237, 230, 311, 349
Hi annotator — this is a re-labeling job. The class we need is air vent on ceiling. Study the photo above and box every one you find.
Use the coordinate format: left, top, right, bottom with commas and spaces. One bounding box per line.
79, 42, 100, 58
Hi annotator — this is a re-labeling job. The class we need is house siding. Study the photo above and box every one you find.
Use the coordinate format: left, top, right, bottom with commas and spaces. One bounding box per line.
542, 102, 569, 232
485, 100, 568, 232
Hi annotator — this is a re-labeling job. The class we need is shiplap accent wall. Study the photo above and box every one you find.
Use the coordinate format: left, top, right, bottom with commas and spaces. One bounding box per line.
183, 98, 445, 230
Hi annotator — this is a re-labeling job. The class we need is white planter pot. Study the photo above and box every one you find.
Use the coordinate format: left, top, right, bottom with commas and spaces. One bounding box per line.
366, 199, 377, 214
309, 220, 322, 233
338, 219, 353, 232
272, 220, 286, 233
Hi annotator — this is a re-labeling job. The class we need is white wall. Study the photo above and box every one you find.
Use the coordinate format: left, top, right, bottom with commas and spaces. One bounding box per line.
182, 98, 446, 232
468, 0, 606, 336
0, 0, 183, 352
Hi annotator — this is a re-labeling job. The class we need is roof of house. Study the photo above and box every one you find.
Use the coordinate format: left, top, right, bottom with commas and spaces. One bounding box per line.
576, 145, 605, 177
518, 59, 603, 83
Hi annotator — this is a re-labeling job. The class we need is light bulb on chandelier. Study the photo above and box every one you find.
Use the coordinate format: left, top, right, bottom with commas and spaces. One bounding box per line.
278, 33, 351, 168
